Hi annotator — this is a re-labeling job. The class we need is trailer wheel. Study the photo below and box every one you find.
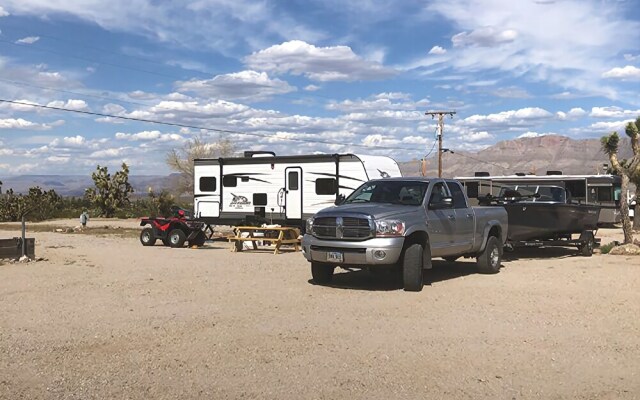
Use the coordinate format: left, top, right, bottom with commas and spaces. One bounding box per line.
167, 229, 187, 248
578, 231, 594, 257
403, 243, 424, 292
477, 236, 502, 274
189, 230, 206, 247
311, 262, 334, 284
139, 228, 156, 246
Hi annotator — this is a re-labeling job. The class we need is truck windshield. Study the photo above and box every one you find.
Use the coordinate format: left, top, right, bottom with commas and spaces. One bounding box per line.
344, 181, 429, 205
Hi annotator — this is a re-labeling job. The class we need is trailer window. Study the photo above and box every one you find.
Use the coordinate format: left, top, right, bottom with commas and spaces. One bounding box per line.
223, 176, 237, 187
288, 171, 299, 190
465, 182, 479, 199
316, 178, 336, 195
199, 177, 217, 192
596, 186, 612, 202
253, 193, 267, 206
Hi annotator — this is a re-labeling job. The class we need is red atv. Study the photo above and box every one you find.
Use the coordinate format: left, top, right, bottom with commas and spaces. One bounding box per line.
139, 207, 207, 248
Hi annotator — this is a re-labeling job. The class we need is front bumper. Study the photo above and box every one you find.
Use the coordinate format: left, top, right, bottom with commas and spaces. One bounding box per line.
301, 234, 404, 266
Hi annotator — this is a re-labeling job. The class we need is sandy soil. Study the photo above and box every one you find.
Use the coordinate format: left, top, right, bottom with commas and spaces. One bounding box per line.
1, 222, 639, 399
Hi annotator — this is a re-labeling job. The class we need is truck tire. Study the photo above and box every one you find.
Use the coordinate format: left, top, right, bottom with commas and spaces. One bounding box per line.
477, 236, 502, 274
167, 229, 187, 248
139, 228, 156, 246
311, 262, 334, 284
578, 231, 594, 257
403, 243, 424, 292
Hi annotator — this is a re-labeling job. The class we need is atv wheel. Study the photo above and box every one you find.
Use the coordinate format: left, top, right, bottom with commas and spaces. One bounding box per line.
477, 236, 502, 274
140, 228, 156, 246
168, 229, 187, 248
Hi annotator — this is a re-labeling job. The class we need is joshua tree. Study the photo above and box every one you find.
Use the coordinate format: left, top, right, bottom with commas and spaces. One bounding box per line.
85, 163, 134, 217
601, 117, 640, 244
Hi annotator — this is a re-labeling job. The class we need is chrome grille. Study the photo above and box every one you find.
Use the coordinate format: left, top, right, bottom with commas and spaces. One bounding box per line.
312, 215, 373, 240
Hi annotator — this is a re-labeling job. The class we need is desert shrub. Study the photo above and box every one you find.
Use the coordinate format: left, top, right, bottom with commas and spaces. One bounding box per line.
600, 241, 620, 254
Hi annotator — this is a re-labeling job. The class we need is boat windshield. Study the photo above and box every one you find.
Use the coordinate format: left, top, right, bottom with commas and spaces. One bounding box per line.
499, 185, 566, 202
344, 180, 429, 206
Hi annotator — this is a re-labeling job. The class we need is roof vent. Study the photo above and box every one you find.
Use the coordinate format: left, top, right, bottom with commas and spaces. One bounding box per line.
546, 170, 562, 175
244, 151, 276, 158
474, 171, 490, 177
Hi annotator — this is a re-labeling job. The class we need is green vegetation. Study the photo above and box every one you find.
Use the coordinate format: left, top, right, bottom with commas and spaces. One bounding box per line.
0, 187, 61, 222
84, 163, 134, 218
599, 241, 619, 255
601, 116, 640, 244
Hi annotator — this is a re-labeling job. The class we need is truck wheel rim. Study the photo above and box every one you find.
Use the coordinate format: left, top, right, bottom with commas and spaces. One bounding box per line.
490, 246, 500, 267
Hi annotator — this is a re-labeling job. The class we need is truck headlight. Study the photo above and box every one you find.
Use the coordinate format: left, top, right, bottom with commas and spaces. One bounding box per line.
375, 219, 405, 237
305, 217, 314, 233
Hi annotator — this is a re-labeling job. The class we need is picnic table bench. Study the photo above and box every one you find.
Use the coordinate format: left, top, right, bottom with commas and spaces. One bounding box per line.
228, 226, 301, 254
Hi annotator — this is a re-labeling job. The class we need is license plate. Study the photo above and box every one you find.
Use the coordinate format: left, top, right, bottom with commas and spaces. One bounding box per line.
327, 251, 343, 263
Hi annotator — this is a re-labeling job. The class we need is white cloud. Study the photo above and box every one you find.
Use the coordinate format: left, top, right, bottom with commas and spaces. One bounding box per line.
46, 99, 89, 111
0, 118, 52, 130
602, 65, 640, 80
465, 131, 494, 142
176, 70, 295, 101
492, 86, 531, 99
463, 107, 553, 128
115, 130, 185, 142
304, 84, 321, 92
588, 120, 634, 132
245, 40, 397, 82
428, 46, 447, 55
16, 36, 39, 44
623, 54, 638, 62
0, 6, 9, 17
452, 27, 518, 47
590, 106, 640, 118
89, 147, 129, 158
418, 0, 640, 98
46, 156, 70, 164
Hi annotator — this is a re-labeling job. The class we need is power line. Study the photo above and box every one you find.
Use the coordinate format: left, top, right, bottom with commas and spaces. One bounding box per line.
0, 98, 428, 152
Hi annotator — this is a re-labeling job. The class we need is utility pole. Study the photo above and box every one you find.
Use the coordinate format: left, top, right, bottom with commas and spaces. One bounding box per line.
425, 110, 456, 177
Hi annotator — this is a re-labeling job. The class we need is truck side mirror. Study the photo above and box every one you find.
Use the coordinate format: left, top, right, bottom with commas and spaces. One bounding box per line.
335, 194, 346, 205
430, 197, 453, 209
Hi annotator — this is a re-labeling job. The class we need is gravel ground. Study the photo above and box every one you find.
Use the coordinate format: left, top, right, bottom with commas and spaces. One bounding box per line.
0, 223, 639, 399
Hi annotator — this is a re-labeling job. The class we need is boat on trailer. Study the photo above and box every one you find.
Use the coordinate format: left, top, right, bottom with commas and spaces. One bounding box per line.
480, 184, 600, 256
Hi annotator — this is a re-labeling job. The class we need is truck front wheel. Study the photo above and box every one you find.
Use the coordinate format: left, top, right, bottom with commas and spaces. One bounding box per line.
403, 243, 424, 292
477, 236, 502, 274
311, 262, 334, 284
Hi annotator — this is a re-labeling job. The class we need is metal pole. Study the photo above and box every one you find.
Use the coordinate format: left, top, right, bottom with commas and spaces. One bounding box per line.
437, 114, 444, 178
21, 215, 26, 258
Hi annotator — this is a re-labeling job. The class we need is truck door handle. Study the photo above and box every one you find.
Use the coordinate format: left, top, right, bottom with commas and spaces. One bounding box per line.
447, 215, 455, 220
466, 213, 473, 218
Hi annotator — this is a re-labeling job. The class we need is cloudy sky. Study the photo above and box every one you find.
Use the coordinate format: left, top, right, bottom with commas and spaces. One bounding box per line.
0, 0, 639, 176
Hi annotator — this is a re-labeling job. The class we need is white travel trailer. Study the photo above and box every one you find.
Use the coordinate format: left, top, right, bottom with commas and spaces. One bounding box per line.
193, 152, 402, 228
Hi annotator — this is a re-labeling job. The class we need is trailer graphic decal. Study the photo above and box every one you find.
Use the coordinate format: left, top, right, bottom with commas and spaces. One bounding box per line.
229, 193, 251, 208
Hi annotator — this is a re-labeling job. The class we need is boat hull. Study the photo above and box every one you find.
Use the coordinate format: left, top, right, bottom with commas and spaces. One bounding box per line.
503, 203, 600, 242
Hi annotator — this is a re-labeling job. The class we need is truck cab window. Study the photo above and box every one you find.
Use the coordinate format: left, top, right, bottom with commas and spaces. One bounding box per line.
446, 181, 468, 208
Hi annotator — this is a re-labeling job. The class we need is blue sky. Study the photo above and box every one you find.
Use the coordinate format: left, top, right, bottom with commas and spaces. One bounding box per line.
0, 0, 639, 176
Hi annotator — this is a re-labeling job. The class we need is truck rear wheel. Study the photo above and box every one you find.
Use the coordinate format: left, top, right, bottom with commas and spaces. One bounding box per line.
168, 229, 187, 248
403, 243, 424, 292
140, 228, 156, 246
311, 262, 334, 284
477, 236, 502, 274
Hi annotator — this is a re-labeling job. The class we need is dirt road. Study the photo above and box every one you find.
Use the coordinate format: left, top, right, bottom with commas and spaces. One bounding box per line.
1, 223, 639, 399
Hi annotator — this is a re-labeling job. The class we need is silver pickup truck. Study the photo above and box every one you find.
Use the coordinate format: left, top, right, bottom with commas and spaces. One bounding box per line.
301, 177, 508, 292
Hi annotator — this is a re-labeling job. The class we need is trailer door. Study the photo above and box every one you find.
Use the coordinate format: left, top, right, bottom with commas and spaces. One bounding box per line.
285, 167, 302, 220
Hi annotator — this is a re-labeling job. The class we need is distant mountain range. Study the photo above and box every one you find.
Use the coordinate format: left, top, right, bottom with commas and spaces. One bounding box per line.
0, 135, 634, 195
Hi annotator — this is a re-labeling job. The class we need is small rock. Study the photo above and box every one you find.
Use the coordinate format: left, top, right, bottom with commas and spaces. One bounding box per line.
55, 229, 63, 232
18, 255, 31, 263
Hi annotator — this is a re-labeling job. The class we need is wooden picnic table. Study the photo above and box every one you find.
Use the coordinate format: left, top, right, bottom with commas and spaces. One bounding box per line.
228, 226, 301, 254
